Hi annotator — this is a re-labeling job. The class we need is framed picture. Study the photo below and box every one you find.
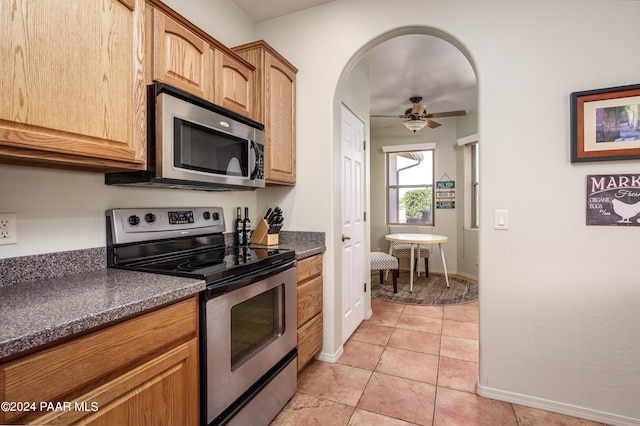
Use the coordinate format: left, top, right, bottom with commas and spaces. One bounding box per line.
571, 84, 640, 162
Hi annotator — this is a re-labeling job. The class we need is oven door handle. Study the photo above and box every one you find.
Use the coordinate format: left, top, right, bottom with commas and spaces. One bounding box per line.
204, 259, 296, 299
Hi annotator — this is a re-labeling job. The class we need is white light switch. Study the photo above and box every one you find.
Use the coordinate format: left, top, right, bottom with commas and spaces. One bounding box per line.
494, 209, 509, 230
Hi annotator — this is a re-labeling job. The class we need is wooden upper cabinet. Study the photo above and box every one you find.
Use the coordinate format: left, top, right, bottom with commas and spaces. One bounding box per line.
147, 4, 255, 120
234, 41, 297, 185
0, 0, 146, 171
149, 8, 211, 100
212, 48, 254, 120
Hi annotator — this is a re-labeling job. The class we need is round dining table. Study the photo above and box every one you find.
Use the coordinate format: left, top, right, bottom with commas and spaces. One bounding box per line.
385, 233, 449, 292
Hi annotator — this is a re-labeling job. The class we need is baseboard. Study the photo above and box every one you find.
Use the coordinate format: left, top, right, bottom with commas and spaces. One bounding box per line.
457, 271, 478, 281
477, 381, 640, 426
315, 345, 344, 364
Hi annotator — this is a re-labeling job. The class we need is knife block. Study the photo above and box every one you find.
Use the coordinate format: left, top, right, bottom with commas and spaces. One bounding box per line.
250, 219, 279, 246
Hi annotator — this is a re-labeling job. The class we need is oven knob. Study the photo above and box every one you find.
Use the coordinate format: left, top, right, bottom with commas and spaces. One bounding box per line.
203, 211, 211, 220
212, 212, 220, 221
128, 215, 140, 226
145, 213, 156, 223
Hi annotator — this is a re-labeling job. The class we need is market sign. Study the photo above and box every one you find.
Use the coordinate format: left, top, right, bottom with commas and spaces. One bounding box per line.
587, 174, 640, 226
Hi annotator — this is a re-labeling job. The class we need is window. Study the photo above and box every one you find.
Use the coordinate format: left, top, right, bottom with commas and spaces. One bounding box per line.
470, 142, 479, 228
384, 144, 435, 225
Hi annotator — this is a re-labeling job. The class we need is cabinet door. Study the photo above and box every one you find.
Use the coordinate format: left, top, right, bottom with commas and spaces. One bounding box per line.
213, 49, 254, 120
265, 54, 297, 184
0, 0, 146, 170
34, 339, 199, 426
234, 41, 297, 185
151, 8, 211, 100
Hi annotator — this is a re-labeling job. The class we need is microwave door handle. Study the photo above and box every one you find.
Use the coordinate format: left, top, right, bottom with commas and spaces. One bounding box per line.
250, 141, 259, 179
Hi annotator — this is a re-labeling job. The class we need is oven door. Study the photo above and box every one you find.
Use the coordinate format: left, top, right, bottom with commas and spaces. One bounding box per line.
203, 263, 296, 424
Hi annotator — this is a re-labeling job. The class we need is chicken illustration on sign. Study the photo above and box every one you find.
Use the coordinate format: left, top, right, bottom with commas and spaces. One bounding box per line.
587, 174, 640, 225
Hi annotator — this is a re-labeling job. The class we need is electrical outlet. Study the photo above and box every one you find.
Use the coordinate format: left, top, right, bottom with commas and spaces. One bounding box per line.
0, 213, 17, 245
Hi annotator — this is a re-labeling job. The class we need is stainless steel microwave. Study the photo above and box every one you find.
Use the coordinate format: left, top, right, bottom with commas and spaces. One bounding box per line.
106, 83, 265, 191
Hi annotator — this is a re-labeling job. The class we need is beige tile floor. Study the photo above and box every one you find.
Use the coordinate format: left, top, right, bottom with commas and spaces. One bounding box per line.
272, 283, 608, 426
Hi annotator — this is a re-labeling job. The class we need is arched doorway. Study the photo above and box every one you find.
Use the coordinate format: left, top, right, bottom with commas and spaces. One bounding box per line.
333, 26, 478, 344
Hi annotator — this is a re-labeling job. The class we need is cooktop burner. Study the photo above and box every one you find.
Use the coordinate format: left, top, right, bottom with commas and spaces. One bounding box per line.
178, 258, 225, 272
106, 207, 295, 285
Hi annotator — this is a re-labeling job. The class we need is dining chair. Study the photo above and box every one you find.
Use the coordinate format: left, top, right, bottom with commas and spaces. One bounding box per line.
388, 225, 430, 277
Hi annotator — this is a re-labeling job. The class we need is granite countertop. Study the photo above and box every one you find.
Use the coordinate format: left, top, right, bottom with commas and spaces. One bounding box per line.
0, 269, 204, 360
0, 231, 325, 361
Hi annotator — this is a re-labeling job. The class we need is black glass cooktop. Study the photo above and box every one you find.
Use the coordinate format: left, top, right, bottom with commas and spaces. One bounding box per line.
123, 245, 295, 284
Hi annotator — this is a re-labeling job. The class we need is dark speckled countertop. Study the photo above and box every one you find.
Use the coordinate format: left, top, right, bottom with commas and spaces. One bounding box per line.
0, 269, 204, 360
0, 231, 325, 361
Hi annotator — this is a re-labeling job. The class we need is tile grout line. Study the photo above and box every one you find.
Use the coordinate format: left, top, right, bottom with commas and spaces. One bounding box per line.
431, 302, 446, 425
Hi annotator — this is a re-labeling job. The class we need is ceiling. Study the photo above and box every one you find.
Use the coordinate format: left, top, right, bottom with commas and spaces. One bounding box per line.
230, 0, 478, 132
230, 0, 335, 23
364, 35, 477, 130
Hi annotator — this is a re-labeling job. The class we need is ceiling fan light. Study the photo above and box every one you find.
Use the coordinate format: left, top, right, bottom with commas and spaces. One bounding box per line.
403, 120, 427, 133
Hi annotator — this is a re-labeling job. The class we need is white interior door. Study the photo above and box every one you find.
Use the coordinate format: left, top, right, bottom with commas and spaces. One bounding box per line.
341, 104, 365, 344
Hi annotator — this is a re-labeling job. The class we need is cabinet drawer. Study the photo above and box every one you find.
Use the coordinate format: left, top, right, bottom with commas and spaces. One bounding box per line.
296, 254, 323, 283
297, 312, 322, 373
297, 275, 322, 327
31, 338, 199, 426
0, 297, 197, 423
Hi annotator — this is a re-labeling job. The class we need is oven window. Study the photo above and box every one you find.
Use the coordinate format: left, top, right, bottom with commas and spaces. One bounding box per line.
230, 284, 285, 370
174, 117, 248, 177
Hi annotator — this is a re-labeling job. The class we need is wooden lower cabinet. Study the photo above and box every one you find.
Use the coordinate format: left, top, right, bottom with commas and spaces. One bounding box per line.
0, 297, 199, 425
296, 254, 323, 373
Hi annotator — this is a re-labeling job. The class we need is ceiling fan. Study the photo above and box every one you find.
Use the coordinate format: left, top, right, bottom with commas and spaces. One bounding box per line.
372, 96, 466, 133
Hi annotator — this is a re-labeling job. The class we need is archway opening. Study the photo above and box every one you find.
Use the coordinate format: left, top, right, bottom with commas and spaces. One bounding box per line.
333, 25, 479, 343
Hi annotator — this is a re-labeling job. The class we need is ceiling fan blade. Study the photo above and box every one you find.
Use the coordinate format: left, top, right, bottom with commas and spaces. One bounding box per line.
385, 120, 407, 128
371, 115, 406, 118
425, 110, 466, 119
423, 118, 441, 129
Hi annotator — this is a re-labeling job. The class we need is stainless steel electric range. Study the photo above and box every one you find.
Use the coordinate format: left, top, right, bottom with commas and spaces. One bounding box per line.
106, 207, 297, 426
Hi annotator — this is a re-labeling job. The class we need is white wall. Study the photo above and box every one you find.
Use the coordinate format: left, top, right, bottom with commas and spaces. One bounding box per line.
254, 0, 640, 423
0, 164, 257, 258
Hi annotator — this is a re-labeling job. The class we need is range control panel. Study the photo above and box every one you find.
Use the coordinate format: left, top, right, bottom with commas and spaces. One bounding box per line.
107, 207, 225, 245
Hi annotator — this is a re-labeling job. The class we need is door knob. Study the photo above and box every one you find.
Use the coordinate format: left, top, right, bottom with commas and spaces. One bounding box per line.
342, 234, 351, 242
